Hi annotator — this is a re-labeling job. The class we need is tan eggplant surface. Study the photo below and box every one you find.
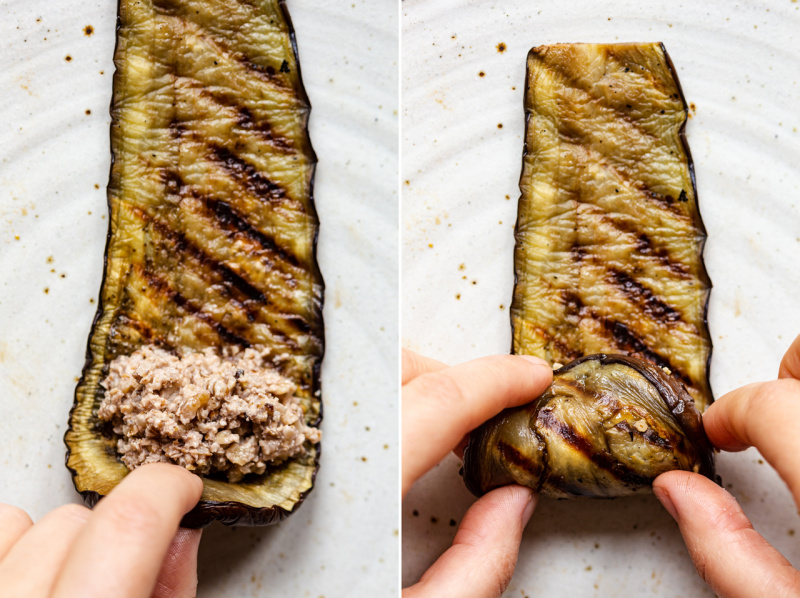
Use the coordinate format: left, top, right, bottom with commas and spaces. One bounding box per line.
65, 0, 323, 527
512, 43, 712, 412
462, 354, 715, 498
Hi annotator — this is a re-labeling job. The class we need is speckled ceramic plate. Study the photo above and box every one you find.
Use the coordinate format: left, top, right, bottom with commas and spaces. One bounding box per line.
0, 1, 398, 595
402, 1, 800, 595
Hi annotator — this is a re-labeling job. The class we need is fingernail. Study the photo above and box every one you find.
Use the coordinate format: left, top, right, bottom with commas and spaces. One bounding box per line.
518, 355, 550, 368
521, 490, 537, 526
653, 486, 678, 520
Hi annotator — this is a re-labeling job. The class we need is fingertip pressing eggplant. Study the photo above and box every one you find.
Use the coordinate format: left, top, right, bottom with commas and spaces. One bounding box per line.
462, 354, 715, 498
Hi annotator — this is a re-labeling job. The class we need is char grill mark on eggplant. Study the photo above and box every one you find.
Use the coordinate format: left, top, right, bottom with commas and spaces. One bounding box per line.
462, 355, 715, 498
65, 0, 322, 527
512, 42, 712, 411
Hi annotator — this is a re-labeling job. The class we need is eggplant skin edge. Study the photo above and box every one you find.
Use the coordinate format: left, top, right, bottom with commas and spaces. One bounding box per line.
75, 445, 321, 528
64, 0, 323, 528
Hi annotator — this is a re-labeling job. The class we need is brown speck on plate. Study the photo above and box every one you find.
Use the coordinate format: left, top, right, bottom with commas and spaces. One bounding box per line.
497, 42, 506, 53
84, 25, 94, 36
65, 55, 72, 61
478, 70, 485, 77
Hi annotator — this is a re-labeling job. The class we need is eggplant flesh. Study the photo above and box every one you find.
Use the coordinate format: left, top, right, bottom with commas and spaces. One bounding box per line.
65, 0, 322, 527
462, 354, 715, 498
512, 43, 712, 412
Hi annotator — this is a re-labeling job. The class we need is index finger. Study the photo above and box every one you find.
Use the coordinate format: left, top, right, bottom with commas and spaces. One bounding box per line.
778, 333, 800, 379
703, 378, 800, 505
403, 354, 552, 496
402, 348, 447, 384
52, 463, 203, 598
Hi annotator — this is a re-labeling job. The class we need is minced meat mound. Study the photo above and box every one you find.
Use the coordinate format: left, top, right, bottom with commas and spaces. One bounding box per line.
97, 345, 321, 482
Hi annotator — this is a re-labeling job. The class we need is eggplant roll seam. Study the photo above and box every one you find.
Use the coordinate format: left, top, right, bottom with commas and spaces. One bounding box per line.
65, 0, 323, 528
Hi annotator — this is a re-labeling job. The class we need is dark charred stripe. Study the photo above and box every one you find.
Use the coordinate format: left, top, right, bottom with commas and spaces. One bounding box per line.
599, 213, 694, 280
151, 220, 303, 347
639, 185, 693, 216
115, 312, 157, 343
570, 237, 692, 282
151, 1, 292, 91
200, 197, 303, 270
557, 290, 697, 392
210, 145, 289, 203
133, 207, 302, 349
608, 270, 684, 323
558, 139, 693, 226
601, 319, 694, 390
538, 409, 653, 487
553, 379, 680, 451
562, 175, 695, 280
614, 421, 673, 450
629, 230, 694, 280
534, 53, 666, 145
137, 264, 251, 348
176, 79, 296, 153
496, 440, 541, 479
236, 105, 296, 152
150, 0, 180, 16
555, 378, 610, 404
191, 200, 314, 336
518, 320, 583, 361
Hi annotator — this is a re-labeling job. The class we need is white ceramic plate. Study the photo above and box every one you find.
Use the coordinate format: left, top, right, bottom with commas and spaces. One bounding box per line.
402, 1, 800, 595
0, 1, 398, 595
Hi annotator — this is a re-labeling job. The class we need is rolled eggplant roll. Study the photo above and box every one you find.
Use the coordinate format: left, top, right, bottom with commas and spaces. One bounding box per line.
462, 354, 715, 498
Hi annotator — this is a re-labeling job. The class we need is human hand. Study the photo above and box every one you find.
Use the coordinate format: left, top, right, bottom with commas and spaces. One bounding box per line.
0, 463, 203, 598
402, 349, 553, 598
654, 333, 800, 597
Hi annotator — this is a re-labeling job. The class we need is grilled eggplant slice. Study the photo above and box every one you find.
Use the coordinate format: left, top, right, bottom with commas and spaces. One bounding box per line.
512, 42, 712, 412
462, 354, 715, 498
65, 0, 322, 527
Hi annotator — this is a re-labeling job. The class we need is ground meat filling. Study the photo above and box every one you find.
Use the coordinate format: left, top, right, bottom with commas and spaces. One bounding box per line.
97, 345, 321, 482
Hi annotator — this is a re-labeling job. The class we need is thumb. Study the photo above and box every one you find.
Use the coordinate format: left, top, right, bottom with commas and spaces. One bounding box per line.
653, 471, 800, 598
404, 485, 536, 598
152, 528, 202, 598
